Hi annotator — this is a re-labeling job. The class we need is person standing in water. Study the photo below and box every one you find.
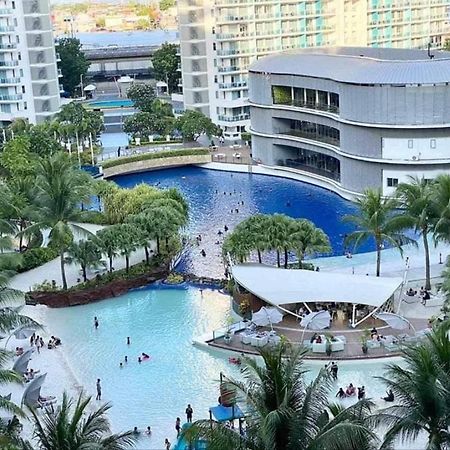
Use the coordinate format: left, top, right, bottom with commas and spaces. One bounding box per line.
96, 379, 102, 401
185, 404, 193, 423
94, 317, 99, 329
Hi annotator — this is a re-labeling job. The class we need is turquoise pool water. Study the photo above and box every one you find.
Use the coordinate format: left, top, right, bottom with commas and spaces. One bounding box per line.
45, 285, 393, 449
88, 99, 134, 109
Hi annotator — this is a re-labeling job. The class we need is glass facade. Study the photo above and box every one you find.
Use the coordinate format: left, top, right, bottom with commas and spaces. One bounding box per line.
277, 145, 341, 181
272, 85, 339, 113
276, 119, 340, 146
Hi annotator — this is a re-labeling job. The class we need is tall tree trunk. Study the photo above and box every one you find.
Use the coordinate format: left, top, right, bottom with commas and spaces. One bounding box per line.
109, 255, 113, 272
276, 251, 280, 267
423, 229, 431, 290
19, 220, 24, 252
257, 249, 262, 264
156, 237, 160, 254
165, 236, 169, 249
82, 266, 87, 282
284, 248, 288, 268
144, 246, 149, 264
376, 243, 381, 277
126, 255, 130, 273
60, 251, 67, 290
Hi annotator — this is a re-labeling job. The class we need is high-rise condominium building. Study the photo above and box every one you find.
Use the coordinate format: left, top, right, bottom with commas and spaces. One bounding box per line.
178, 0, 449, 139
0, 0, 61, 125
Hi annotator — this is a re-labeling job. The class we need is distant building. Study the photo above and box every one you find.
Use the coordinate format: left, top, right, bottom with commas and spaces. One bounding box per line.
249, 47, 450, 198
177, 0, 449, 139
0, 0, 61, 125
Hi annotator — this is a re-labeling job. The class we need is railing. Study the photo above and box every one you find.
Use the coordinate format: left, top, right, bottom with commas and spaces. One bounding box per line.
0, 77, 20, 84
0, 26, 15, 32
274, 99, 339, 114
255, 12, 281, 19
217, 113, 250, 122
217, 15, 255, 22
0, 60, 18, 66
0, 8, 13, 14
0, 94, 22, 101
217, 48, 255, 56
218, 65, 248, 72
277, 129, 340, 146
216, 32, 255, 39
284, 158, 341, 181
218, 81, 248, 89
0, 43, 16, 50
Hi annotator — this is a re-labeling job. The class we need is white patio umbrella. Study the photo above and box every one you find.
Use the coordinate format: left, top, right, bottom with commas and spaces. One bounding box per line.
252, 307, 283, 331
83, 84, 96, 92
12, 348, 34, 375
4, 326, 37, 347
374, 312, 415, 331
22, 373, 46, 408
300, 310, 331, 330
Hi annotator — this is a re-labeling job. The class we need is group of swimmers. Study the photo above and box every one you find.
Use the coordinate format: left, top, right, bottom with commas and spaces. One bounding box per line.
336, 384, 366, 400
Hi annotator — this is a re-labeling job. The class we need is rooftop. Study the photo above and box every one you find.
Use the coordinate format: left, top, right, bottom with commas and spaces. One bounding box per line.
249, 47, 450, 85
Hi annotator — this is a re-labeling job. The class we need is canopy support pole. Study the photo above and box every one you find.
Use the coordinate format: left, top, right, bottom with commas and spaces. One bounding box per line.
351, 304, 356, 328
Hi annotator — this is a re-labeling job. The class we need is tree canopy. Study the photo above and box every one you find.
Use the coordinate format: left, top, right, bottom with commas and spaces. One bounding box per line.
175, 110, 219, 141
126, 83, 156, 112
151, 42, 180, 93
56, 37, 90, 96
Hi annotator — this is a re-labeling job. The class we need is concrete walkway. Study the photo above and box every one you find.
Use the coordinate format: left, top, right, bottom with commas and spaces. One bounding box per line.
9, 222, 154, 293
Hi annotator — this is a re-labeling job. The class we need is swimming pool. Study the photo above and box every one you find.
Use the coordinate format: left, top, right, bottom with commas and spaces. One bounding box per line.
45, 285, 394, 448
87, 99, 134, 109
113, 167, 376, 277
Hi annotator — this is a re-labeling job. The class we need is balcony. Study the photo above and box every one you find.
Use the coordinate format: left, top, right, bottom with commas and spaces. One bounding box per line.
216, 31, 255, 40
275, 99, 339, 114
58, 68, 63, 77
283, 157, 341, 182
276, 128, 340, 147
0, 94, 22, 101
218, 113, 250, 122
218, 81, 248, 89
0, 8, 13, 15
0, 43, 16, 50
0, 60, 18, 66
218, 65, 249, 73
217, 15, 255, 24
0, 26, 15, 33
0, 77, 20, 84
216, 48, 255, 56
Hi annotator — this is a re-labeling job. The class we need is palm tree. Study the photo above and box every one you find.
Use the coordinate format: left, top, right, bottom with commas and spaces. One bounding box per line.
433, 174, 450, 244
187, 343, 377, 450
396, 176, 437, 290
0, 268, 39, 419
115, 223, 141, 273
25, 153, 93, 289
27, 392, 137, 450
291, 219, 331, 268
344, 188, 415, 276
375, 321, 450, 450
245, 214, 270, 264
96, 226, 120, 272
267, 214, 292, 267
66, 240, 102, 282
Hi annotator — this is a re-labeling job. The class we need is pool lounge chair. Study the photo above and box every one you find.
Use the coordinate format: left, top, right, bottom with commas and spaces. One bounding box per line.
384, 342, 399, 352
366, 340, 381, 349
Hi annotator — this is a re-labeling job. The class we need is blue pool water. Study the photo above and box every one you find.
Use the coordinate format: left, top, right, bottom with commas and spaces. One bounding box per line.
113, 166, 374, 277
46, 285, 391, 448
88, 99, 134, 109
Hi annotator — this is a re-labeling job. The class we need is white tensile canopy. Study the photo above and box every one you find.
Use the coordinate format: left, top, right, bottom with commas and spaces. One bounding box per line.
374, 312, 415, 331
83, 84, 96, 92
232, 264, 403, 328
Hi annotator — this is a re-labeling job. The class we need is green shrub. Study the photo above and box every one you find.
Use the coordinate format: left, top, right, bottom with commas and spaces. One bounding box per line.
79, 210, 110, 225
272, 85, 292, 105
19, 247, 59, 272
165, 273, 184, 284
102, 148, 210, 169
241, 132, 251, 143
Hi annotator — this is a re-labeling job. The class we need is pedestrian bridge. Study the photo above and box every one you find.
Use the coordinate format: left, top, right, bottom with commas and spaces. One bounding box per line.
83, 44, 166, 77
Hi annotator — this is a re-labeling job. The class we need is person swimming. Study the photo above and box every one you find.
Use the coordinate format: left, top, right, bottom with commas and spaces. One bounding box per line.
142, 353, 150, 360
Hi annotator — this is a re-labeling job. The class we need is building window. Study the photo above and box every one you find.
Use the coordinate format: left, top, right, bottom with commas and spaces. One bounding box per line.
387, 178, 398, 188
408, 139, 413, 148
430, 139, 436, 149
